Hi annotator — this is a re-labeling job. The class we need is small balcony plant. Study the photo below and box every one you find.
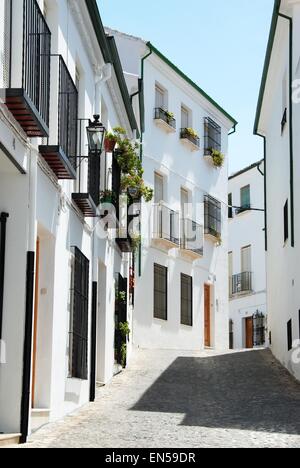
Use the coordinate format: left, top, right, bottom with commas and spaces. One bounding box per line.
165, 111, 175, 125
104, 127, 126, 153
205, 148, 225, 168
181, 128, 200, 147
185, 128, 199, 140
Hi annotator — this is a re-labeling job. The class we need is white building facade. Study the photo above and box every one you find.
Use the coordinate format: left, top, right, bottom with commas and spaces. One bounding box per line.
254, 0, 300, 381
228, 161, 267, 350
107, 30, 237, 352
0, 0, 138, 443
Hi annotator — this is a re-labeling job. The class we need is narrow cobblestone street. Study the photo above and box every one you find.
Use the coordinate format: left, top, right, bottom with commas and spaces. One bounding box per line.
20, 349, 300, 449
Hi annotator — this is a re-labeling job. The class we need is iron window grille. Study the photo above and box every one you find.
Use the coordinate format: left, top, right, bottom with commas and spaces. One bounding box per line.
181, 274, 193, 327
58, 56, 78, 167
204, 195, 222, 238
204, 117, 221, 155
154, 264, 168, 321
153, 203, 180, 245
69, 247, 89, 380
231, 272, 252, 295
180, 128, 200, 148
181, 218, 204, 256
253, 312, 266, 347
154, 107, 176, 129
23, 0, 51, 126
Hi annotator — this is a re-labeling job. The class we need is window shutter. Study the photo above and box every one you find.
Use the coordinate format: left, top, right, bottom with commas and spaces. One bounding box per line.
70, 248, 89, 380
181, 107, 189, 129
154, 173, 164, 204
155, 85, 165, 109
241, 246, 251, 273
181, 274, 193, 326
241, 186, 250, 209
154, 264, 168, 321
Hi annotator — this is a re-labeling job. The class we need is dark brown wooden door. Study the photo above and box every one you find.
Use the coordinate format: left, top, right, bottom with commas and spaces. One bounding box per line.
245, 317, 253, 349
204, 285, 211, 347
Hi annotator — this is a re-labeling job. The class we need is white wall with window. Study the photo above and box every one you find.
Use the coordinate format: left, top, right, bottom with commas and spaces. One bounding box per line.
228, 161, 267, 350
0, 0, 137, 441
255, 0, 300, 381
108, 28, 236, 352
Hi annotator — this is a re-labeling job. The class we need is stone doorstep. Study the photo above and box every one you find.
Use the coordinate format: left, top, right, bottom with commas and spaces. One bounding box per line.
0, 434, 21, 448
31, 409, 51, 433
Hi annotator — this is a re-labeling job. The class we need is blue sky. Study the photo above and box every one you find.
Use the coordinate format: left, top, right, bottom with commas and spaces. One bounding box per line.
99, 0, 274, 173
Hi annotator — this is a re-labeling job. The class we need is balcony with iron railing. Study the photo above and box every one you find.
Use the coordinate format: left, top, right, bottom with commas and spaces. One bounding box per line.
204, 195, 222, 242
72, 120, 101, 218
180, 218, 204, 261
154, 108, 176, 133
235, 204, 251, 215
39, 56, 78, 179
2, 0, 51, 137
180, 128, 200, 151
231, 272, 253, 296
152, 203, 180, 251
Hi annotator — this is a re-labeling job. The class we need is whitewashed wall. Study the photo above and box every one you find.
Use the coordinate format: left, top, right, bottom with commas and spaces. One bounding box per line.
257, 0, 300, 381
228, 165, 267, 349
110, 31, 233, 351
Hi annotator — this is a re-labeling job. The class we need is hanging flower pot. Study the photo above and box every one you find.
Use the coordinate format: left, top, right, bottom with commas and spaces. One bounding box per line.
104, 136, 117, 153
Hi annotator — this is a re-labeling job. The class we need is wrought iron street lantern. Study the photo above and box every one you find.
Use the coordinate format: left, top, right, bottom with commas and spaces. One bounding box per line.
86, 115, 106, 154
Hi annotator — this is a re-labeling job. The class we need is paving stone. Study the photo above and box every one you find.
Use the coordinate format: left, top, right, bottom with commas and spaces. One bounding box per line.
19, 349, 300, 448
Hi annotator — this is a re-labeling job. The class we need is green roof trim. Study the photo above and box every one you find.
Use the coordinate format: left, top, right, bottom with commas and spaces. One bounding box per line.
85, 0, 139, 134
254, 0, 281, 134
229, 159, 264, 181
146, 42, 238, 127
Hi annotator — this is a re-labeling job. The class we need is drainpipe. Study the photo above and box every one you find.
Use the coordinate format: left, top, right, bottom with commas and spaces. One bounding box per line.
278, 11, 294, 248
20, 148, 38, 444
228, 124, 237, 136
138, 46, 153, 277
0, 212, 9, 345
256, 134, 268, 252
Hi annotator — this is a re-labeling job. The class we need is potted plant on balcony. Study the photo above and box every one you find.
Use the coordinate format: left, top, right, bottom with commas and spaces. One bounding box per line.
100, 190, 116, 204
104, 127, 126, 153
185, 128, 199, 140
165, 111, 175, 125
205, 148, 225, 168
